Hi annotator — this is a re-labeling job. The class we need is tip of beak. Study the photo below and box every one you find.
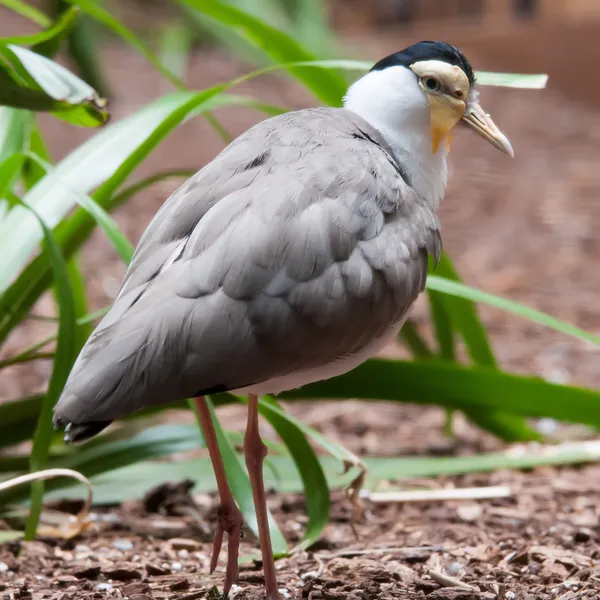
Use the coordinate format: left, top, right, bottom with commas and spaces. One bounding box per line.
497, 133, 514, 158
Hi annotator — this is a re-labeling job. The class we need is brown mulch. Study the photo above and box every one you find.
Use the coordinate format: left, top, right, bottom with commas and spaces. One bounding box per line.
2, 462, 600, 600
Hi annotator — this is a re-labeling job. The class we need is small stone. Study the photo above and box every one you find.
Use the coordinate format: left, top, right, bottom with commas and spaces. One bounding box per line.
169, 538, 201, 551
456, 503, 482, 522
171, 561, 183, 572
75, 544, 92, 554
0, 562, 8, 573
178, 549, 189, 560
444, 562, 463, 576
56, 575, 78, 584
96, 583, 113, 591
112, 538, 134, 552
574, 528, 592, 543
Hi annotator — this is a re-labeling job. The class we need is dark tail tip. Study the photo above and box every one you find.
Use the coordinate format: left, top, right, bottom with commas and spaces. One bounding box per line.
63, 421, 112, 444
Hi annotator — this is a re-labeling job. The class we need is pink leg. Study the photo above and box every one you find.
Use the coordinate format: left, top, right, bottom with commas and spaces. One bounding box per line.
194, 396, 243, 595
244, 394, 280, 600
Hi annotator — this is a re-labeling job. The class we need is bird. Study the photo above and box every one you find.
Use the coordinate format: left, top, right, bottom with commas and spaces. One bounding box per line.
53, 41, 512, 600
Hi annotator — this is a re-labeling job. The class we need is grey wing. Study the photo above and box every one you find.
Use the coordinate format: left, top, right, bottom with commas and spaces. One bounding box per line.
54, 108, 441, 428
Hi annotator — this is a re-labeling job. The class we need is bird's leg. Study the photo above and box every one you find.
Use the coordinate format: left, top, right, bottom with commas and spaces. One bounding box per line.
193, 396, 243, 595
244, 393, 280, 600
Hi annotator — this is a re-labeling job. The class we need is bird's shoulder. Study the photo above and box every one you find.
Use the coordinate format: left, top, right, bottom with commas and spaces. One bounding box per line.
121, 106, 431, 292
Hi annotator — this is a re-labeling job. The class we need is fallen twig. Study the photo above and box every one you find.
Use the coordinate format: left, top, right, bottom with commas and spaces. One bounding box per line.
429, 569, 477, 591
366, 485, 512, 503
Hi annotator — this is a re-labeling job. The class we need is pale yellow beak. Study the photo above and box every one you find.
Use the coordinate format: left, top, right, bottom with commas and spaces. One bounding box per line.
461, 102, 514, 157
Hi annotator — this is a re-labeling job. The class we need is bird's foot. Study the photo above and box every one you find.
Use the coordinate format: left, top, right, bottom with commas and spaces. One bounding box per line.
343, 454, 368, 539
210, 501, 244, 595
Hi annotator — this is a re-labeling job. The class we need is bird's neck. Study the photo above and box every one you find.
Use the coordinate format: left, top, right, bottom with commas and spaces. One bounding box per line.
343, 70, 449, 210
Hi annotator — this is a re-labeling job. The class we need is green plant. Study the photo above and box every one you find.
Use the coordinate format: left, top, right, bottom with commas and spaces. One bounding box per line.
0, 0, 597, 555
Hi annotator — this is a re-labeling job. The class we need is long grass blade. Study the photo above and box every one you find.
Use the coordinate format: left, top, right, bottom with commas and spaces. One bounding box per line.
427, 275, 600, 347
0, 0, 51, 27
175, 0, 348, 106
16, 200, 76, 540
281, 358, 600, 429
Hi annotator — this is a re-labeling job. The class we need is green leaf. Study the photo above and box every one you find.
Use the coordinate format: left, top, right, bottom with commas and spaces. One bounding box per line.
475, 72, 549, 88
17, 201, 76, 539
0, 154, 26, 219
190, 397, 288, 557
158, 22, 194, 80
176, 0, 348, 106
428, 291, 456, 361
0, 0, 51, 28
22, 121, 52, 191
431, 255, 496, 366
65, 0, 186, 91
281, 358, 600, 429
0, 530, 24, 542
427, 274, 600, 348
0, 106, 31, 164
38, 440, 600, 506
65, 257, 92, 353
0, 90, 217, 296
0, 89, 286, 343
26, 152, 135, 263
1, 6, 79, 49
49, 0, 109, 96
255, 59, 549, 90
0, 44, 108, 125
398, 319, 434, 359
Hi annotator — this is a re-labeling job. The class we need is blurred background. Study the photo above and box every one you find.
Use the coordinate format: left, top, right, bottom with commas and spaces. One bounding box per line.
1, 0, 600, 454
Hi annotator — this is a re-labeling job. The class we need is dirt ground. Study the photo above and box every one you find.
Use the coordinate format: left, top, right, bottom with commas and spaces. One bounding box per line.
3, 456, 600, 599
2, 9, 600, 600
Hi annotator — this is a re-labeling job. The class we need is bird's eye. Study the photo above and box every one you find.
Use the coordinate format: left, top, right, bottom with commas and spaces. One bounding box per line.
423, 77, 440, 92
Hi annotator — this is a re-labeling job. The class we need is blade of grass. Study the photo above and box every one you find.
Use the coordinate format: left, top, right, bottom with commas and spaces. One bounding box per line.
22, 121, 52, 191
398, 319, 434, 359
158, 21, 194, 80
427, 256, 536, 440
431, 255, 496, 366
189, 396, 288, 556
64, 0, 186, 91
0, 0, 51, 27
0, 44, 108, 125
176, 0, 348, 106
65, 257, 92, 352
280, 358, 600, 429
17, 200, 76, 540
1, 6, 79, 47
37, 440, 600, 507
26, 152, 134, 263
50, 0, 109, 95
0, 87, 282, 298
427, 274, 600, 348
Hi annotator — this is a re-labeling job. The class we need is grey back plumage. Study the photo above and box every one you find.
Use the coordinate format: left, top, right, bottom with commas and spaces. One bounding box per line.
54, 108, 441, 429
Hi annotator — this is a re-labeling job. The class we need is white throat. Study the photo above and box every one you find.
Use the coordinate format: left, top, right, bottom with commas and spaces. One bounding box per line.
343, 66, 448, 210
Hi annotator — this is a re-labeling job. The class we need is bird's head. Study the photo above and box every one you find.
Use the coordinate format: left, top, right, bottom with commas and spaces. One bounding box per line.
344, 40, 513, 158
